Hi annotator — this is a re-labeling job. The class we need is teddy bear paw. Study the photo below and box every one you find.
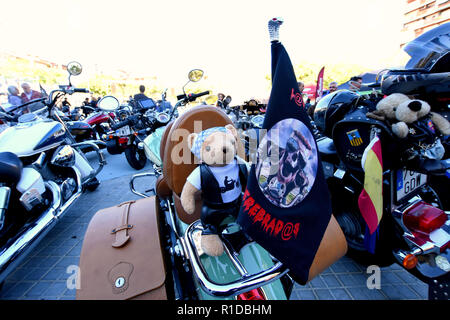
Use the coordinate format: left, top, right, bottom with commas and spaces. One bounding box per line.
392, 122, 409, 139
201, 234, 224, 257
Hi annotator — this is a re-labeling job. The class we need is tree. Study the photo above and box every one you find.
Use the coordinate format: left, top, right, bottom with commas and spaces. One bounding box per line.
265, 60, 371, 88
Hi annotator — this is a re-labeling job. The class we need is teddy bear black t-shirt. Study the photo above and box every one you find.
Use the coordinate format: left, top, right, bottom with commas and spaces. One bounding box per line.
187, 159, 241, 204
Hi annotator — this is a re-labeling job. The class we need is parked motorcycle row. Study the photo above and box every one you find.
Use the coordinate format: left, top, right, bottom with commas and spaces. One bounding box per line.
0, 62, 105, 285
0, 23, 448, 301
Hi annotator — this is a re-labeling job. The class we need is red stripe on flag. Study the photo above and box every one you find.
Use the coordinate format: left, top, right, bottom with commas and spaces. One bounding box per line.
371, 138, 383, 167
358, 189, 380, 235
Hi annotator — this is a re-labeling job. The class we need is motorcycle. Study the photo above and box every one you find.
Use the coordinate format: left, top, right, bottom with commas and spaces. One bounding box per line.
115, 103, 133, 121
101, 97, 171, 169
69, 106, 84, 121
60, 103, 115, 150
224, 99, 266, 162
312, 33, 450, 299
376, 23, 450, 212
81, 106, 116, 140
155, 88, 174, 113
0, 61, 106, 285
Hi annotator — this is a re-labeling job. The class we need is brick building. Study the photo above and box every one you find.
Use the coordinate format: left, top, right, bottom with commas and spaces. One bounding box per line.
401, 0, 450, 47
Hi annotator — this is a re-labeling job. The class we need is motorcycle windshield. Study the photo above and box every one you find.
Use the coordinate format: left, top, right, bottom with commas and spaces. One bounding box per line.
143, 126, 164, 167
404, 23, 450, 70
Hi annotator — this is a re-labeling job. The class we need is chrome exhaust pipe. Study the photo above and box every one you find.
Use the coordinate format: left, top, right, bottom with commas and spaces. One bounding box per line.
0, 187, 11, 230
0, 181, 61, 284
55, 167, 83, 219
0, 168, 83, 283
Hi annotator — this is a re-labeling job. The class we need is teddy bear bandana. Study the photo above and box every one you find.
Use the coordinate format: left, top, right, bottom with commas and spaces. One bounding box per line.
190, 127, 228, 160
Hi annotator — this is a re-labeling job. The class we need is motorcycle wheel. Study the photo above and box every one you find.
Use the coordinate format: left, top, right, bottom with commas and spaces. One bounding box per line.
124, 144, 147, 170
335, 210, 395, 267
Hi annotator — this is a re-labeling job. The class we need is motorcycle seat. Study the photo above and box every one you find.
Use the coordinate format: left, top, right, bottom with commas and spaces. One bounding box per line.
154, 121, 174, 198
160, 105, 245, 224
407, 157, 450, 175
0, 151, 23, 184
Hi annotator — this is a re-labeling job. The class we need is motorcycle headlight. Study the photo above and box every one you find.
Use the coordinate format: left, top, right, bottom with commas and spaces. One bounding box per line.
51, 145, 75, 167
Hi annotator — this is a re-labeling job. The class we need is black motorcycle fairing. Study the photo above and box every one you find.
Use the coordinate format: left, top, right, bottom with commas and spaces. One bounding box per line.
406, 157, 450, 176
332, 107, 397, 172
404, 23, 450, 71
0, 152, 23, 184
381, 23, 450, 102
314, 90, 360, 138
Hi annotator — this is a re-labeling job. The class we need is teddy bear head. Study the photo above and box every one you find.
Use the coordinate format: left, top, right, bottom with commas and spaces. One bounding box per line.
395, 99, 431, 124
374, 93, 411, 120
187, 124, 239, 166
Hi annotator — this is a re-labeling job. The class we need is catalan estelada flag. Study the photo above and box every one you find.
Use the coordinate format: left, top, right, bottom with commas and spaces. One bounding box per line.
357, 135, 383, 253
236, 18, 332, 284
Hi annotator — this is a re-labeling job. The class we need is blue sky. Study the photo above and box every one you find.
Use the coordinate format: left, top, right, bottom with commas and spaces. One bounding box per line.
1, 0, 408, 102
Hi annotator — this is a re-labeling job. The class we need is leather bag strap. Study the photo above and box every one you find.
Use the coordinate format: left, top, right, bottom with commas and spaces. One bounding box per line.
111, 200, 135, 248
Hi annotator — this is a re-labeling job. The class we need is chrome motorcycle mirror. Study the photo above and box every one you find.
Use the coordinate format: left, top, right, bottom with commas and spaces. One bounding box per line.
67, 61, 82, 76
97, 95, 119, 111
188, 69, 204, 82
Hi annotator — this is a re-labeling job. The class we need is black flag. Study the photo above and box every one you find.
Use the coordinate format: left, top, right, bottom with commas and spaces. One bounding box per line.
237, 18, 332, 284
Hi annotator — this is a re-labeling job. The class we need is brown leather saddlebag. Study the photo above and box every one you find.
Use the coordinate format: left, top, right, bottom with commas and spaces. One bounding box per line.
76, 196, 167, 300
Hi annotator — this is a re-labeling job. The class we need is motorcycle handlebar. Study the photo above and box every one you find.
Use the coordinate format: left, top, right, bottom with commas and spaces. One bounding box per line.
111, 118, 132, 131
111, 114, 140, 131
187, 90, 210, 102
73, 88, 89, 93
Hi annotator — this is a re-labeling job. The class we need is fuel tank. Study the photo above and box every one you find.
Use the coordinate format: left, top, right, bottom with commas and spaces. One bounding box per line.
85, 112, 111, 126
0, 119, 66, 157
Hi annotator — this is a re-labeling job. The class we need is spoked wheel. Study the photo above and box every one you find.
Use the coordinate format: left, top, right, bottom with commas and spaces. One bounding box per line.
124, 144, 147, 170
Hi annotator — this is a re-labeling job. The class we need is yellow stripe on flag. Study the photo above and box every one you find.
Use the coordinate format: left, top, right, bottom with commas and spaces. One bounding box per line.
362, 145, 383, 224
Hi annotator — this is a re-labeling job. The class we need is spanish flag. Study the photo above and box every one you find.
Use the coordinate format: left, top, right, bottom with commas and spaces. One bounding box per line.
357, 135, 383, 253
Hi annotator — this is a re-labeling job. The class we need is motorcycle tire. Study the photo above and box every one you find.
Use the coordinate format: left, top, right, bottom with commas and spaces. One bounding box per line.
125, 144, 147, 170
334, 206, 396, 267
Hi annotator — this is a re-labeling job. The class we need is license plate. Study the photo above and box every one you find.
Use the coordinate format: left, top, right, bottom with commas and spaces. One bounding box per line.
396, 169, 427, 201
116, 126, 131, 136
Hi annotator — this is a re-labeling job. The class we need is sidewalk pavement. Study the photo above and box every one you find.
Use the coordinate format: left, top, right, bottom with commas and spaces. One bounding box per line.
0, 174, 429, 300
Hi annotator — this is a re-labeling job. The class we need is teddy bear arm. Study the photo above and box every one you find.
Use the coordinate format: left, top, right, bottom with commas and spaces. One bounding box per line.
430, 112, 450, 136
180, 181, 201, 215
366, 110, 386, 121
392, 122, 409, 139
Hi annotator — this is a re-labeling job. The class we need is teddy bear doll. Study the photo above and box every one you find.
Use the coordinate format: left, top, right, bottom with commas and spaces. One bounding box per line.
367, 93, 450, 139
180, 124, 248, 257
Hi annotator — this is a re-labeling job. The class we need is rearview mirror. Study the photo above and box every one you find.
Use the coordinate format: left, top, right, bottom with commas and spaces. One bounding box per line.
67, 61, 82, 76
97, 96, 119, 111
188, 69, 204, 82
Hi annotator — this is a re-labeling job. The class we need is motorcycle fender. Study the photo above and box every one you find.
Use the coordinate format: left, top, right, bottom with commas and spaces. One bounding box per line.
76, 196, 167, 300
308, 214, 348, 282
73, 149, 94, 179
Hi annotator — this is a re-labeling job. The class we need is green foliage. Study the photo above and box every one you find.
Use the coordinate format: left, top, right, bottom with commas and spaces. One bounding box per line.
266, 60, 372, 88
0, 56, 66, 85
